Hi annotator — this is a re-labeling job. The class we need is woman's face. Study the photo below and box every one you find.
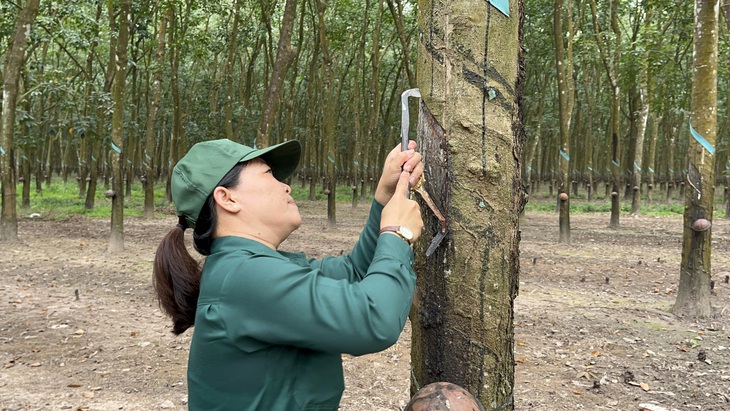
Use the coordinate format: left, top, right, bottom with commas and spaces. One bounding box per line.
222, 158, 301, 247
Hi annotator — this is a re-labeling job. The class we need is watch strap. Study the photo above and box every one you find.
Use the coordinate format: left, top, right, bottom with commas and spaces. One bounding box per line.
379, 226, 412, 245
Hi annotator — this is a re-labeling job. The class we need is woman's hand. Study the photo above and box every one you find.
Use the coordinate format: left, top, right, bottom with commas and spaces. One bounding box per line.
374, 141, 424, 206
380, 171, 424, 244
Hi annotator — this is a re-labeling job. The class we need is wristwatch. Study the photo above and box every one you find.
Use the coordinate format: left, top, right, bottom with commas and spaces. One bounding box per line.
379, 226, 414, 245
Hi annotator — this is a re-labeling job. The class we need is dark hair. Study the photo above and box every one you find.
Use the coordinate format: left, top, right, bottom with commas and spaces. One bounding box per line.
153, 162, 246, 334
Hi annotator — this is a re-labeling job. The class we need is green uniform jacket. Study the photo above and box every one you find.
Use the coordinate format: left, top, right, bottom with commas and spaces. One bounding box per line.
187, 201, 415, 410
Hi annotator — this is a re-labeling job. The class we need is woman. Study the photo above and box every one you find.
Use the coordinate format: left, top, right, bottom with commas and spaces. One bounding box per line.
153, 138, 424, 410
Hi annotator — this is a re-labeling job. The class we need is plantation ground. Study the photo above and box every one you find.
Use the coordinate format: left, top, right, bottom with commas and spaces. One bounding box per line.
0, 200, 728, 410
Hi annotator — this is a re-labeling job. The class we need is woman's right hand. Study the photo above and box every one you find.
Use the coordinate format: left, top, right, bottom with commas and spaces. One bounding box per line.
380, 171, 424, 243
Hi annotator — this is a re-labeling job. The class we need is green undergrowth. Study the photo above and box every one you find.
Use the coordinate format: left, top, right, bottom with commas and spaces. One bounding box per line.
525, 198, 727, 217
18, 179, 168, 220
16, 178, 372, 220
16, 178, 727, 220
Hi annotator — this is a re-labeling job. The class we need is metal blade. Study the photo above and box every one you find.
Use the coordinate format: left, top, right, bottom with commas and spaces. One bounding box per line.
425, 229, 447, 257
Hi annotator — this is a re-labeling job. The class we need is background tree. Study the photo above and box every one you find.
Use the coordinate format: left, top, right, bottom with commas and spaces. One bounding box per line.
410, 0, 523, 408
256, 0, 297, 148
722, 1, 730, 219
553, 0, 576, 242
1, 0, 40, 242
673, 0, 719, 318
590, 0, 622, 227
143, 6, 170, 218
629, 3, 651, 215
108, 0, 132, 252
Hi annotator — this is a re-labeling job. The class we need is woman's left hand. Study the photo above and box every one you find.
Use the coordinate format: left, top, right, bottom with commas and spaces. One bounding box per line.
374, 140, 424, 206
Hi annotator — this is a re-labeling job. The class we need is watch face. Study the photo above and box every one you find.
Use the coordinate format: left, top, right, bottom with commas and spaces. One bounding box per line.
398, 226, 414, 240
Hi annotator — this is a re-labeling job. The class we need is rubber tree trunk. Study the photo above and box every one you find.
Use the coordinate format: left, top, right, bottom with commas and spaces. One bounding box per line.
1, 0, 40, 242
143, 7, 169, 218
316, 0, 338, 226
553, 0, 574, 243
590, 0, 622, 227
631, 11, 651, 215
646, 113, 659, 204
673, 0, 718, 318
108, 0, 132, 253
223, 0, 241, 141
257, 0, 298, 148
722, 2, 730, 220
410, 1, 523, 408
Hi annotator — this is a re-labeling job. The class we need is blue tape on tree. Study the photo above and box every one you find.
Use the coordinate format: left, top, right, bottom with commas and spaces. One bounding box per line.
111, 141, 122, 154
634, 162, 642, 172
689, 121, 715, 155
489, 0, 510, 16
559, 149, 570, 161
649, 167, 654, 173
0, 146, 5, 155
612, 160, 620, 167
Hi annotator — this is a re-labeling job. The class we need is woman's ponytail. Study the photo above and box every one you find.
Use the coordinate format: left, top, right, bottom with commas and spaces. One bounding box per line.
153, 218, 201, 335
153, 162, 244, 334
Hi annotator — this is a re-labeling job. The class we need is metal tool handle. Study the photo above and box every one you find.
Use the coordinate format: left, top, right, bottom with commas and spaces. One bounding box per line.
401, 88, 421, 199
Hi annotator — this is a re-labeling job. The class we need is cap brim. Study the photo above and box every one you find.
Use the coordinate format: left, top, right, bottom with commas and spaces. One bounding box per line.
241, 140, 301, 181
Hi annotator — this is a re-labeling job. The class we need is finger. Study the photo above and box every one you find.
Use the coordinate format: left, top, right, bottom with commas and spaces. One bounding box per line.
403, 152, 422, 173
391, 150, 415, 173
409, 162, 425, 186
394, 170, 412, 197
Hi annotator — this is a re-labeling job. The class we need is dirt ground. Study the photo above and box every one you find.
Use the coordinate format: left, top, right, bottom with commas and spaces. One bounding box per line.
1, 200, 728, 411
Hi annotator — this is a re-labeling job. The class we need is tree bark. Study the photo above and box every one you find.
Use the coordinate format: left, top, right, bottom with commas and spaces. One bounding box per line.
646, 113, 660, 204
223, 0, 241, 141
387, 0, 416, 87
411, 1, 523, 408
108, 0, 132, 253
257, 0, 298, 148
721, 2, 730, 219
353, 0, 372, 207
143, 7, 169, 218
553, 0, 574, 243
631, 8, 650, 215
87, 0, 115, 210
316, 0, 338, 226
1, 0, 40, 242
1, 0, 41, 237
673, 0, 718, 318
590, 0, 622, 227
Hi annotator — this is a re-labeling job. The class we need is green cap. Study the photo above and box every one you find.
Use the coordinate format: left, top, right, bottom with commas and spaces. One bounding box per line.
171, 139, 301, 228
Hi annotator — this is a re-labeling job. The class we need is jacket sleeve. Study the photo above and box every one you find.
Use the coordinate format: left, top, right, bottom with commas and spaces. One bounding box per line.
307, 200, 385, 282
218, 233, 415, 356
